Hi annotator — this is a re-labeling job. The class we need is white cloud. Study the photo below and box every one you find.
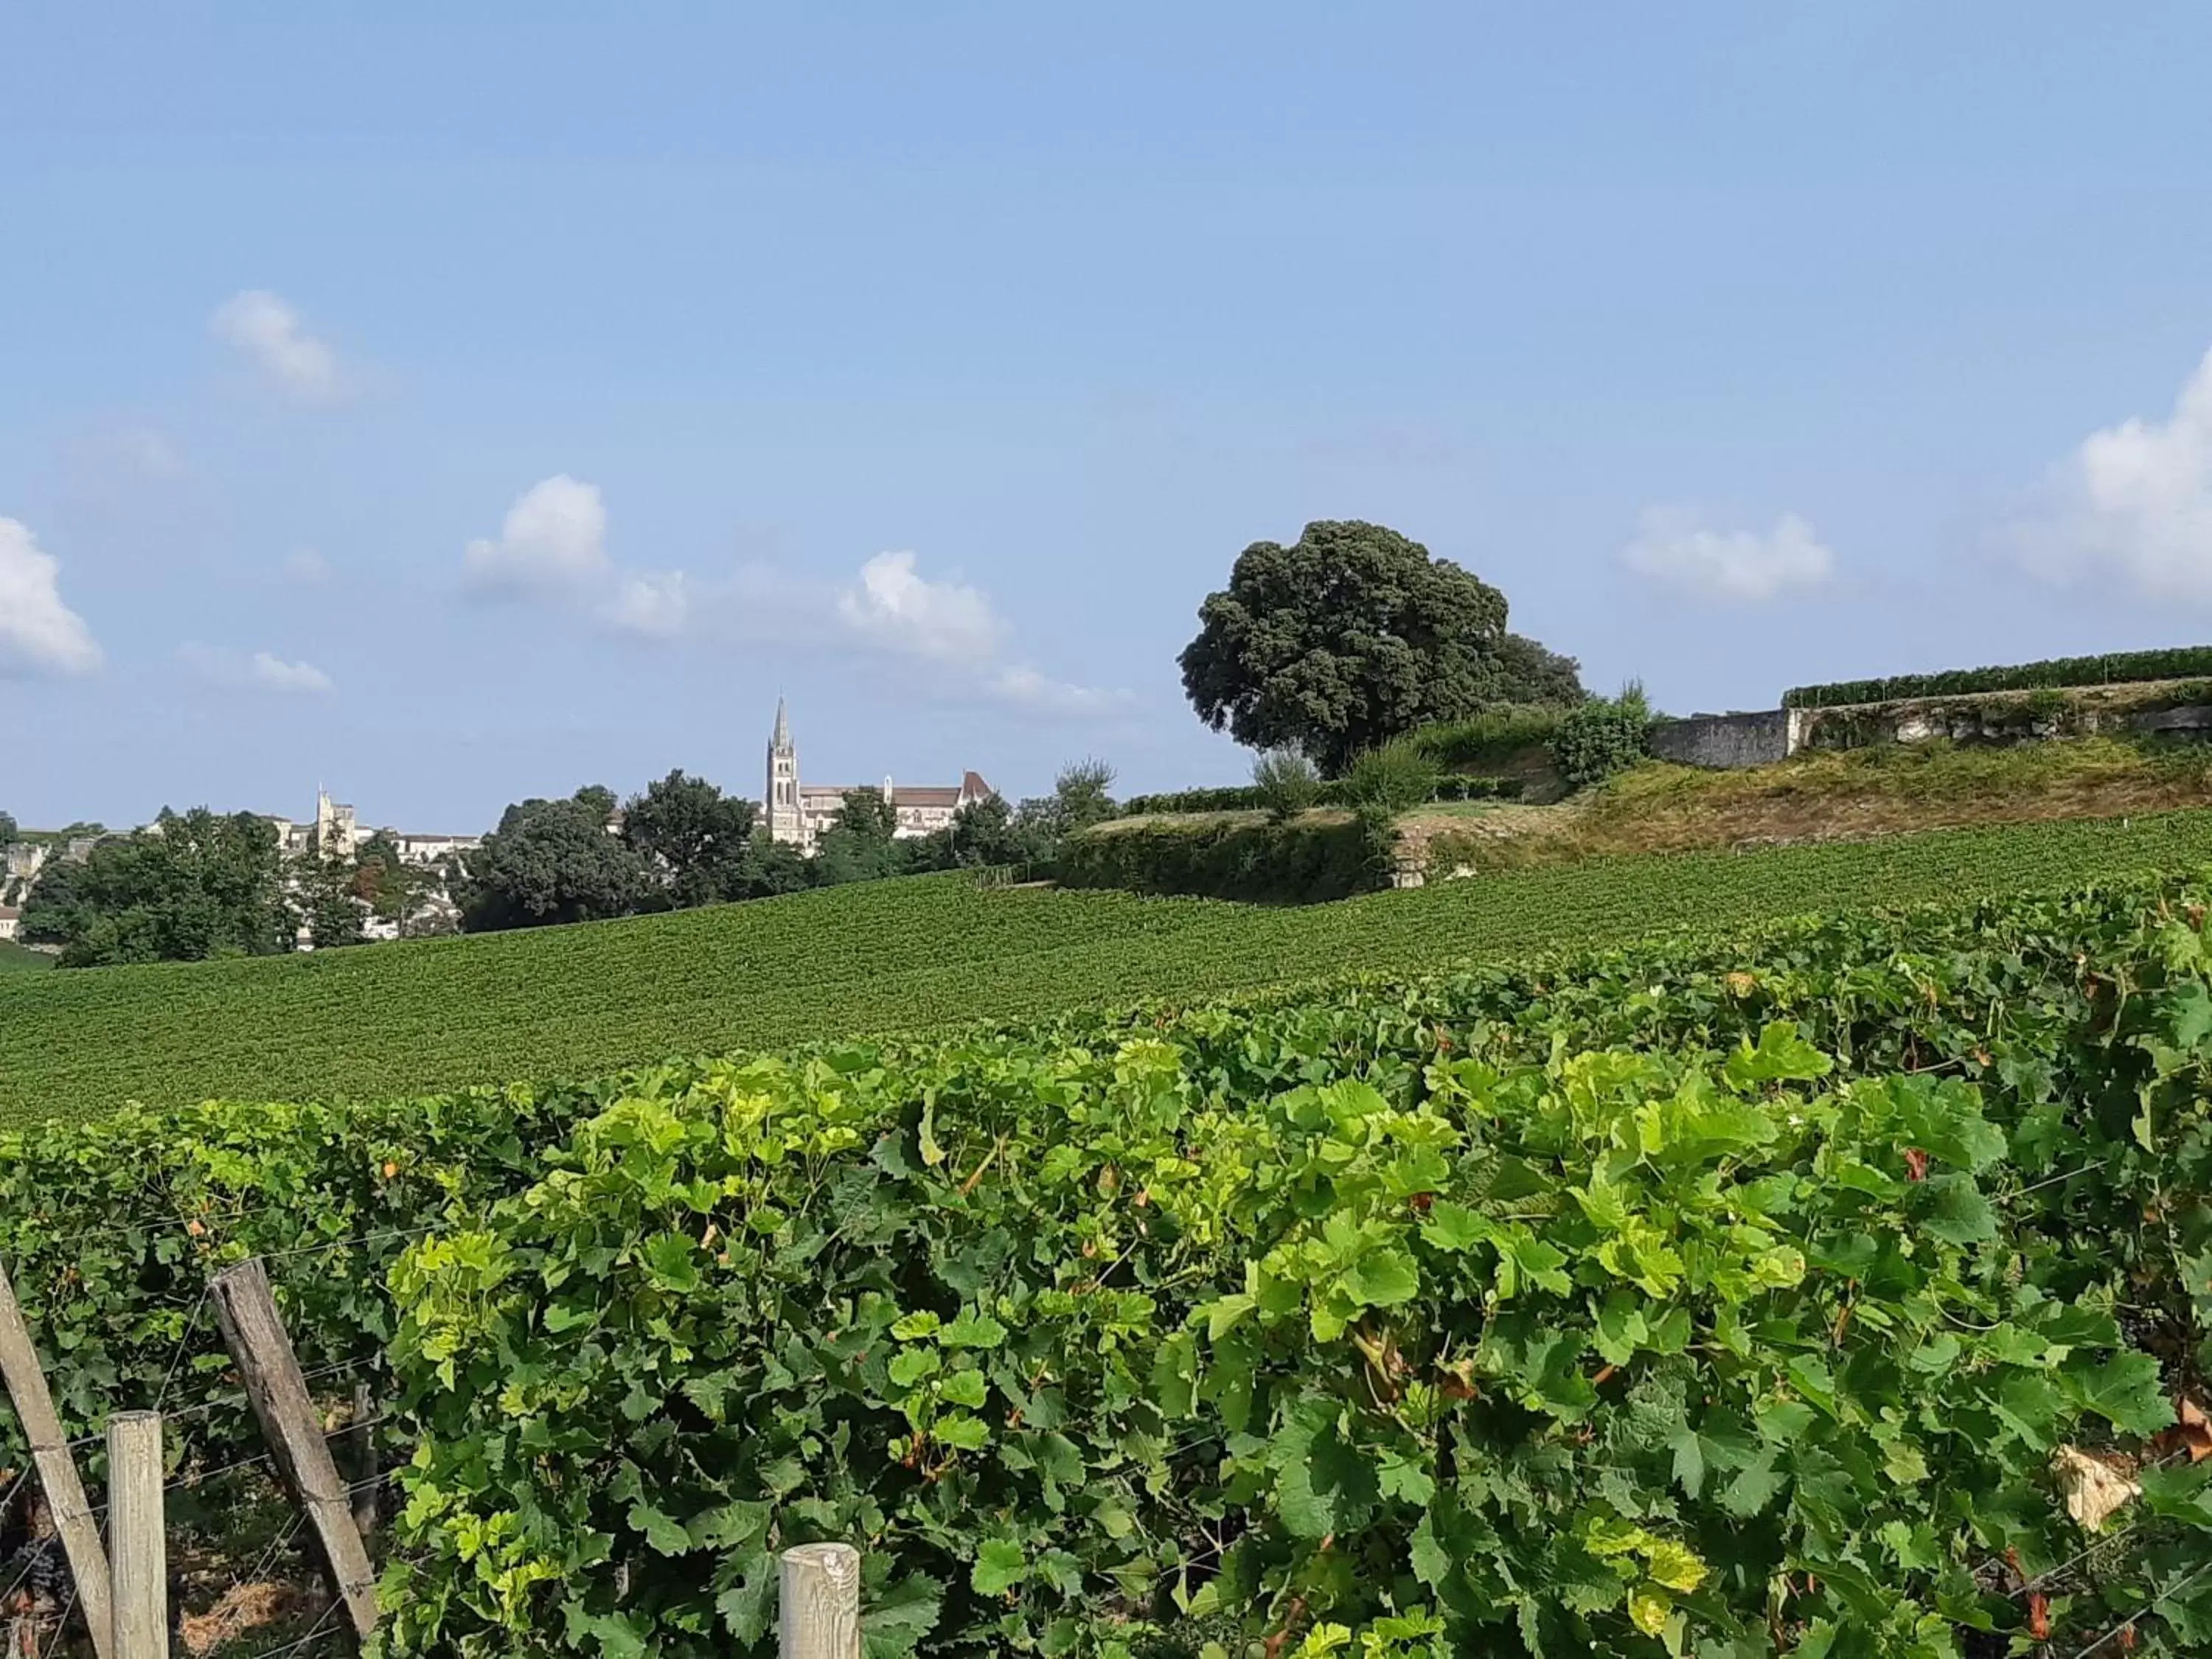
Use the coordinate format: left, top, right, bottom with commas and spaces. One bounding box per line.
250, 652, 335, 693
835, 550, 1009, 664
209, 290, 341, 401
603, 570, 691, 639
178, 644, 334, 695
1623, 507, 1835, 602
452, 498, 1127, 718
986, 664, 1135, 717
284, 549, 331, 582
0, 518, 103, 677
2014, 347, 2212, 603
464, 475, 609, 593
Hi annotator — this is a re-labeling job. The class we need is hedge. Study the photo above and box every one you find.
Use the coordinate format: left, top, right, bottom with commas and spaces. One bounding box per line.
1120, 776, 1523, 817
1782, 645, 2212, 709
1056, 815, 1378, 902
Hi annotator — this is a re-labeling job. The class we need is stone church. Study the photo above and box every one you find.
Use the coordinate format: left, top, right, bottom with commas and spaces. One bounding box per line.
765, 698, 993, 854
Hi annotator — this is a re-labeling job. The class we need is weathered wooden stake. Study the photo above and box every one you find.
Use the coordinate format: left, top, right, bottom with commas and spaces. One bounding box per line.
209, 1260, 379, 1639
0, 1259, 114, 1659
105, 1412, 164, 1659
779, 1543, 862, 1659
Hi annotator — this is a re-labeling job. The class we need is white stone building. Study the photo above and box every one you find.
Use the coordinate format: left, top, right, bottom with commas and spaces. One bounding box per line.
0, 905, 19, 942
764, 698, 992, 855
265, 789, 480, 868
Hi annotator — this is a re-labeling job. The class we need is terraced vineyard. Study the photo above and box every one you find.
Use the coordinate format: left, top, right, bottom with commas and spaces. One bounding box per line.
11, 805, 2212, 1126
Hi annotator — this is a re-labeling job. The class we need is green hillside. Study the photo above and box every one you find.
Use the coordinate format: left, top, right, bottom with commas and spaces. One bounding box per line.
12, 804, 2212, 1127
0, 940, 54, 974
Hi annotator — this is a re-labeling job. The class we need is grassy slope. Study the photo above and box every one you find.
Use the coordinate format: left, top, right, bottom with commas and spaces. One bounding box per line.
1408, 736, 2212, 870
11, 805, 2212, 1126
0, 941, 53, 974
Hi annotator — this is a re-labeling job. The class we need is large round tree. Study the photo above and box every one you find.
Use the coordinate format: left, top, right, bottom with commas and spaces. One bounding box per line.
1178, 520, 1581, 773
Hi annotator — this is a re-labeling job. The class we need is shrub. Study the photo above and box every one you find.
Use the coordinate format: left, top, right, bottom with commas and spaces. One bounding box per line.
1120, 778, 1522, 816
1057, 815, 1374, 902
1251, 750, 1323, 822
1405, 705, 1565, 771
1341, 740, 1439, 818
1782, 644, 2212, 709
1549, 684, 1654, 790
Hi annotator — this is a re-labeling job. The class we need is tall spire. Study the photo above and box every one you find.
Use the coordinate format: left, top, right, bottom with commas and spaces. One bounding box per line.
772, 695, 790, 749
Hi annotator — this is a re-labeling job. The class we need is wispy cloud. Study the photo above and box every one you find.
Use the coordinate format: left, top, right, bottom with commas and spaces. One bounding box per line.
1623, 507, 1835, 602
178, 644, 335, 695
0, 518, 102, 677
2013, 347, 2212, 605
210, 290, 341, 402
603, 570, 691, 639
284, 549, 332, 583
455, 478, 1128, 720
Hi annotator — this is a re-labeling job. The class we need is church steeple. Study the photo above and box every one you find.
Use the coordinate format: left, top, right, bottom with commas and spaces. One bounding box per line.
766, 696, 804, 849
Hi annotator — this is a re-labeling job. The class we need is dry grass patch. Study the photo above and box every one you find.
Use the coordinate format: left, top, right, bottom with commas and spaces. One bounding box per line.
1423, 737, 2212, 874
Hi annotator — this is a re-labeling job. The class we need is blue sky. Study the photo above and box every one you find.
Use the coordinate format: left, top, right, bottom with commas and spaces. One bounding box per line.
5, 4, 2212, 832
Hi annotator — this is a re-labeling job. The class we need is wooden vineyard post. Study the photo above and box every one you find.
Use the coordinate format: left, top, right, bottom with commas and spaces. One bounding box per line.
0, 1259, 114, 1659
105, 1412, 164, 1659
779, 1543, 862, 1659
209, 1260, 380, 1640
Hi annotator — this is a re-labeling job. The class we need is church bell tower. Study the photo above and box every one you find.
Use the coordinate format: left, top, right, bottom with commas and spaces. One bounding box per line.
766, 698, 803, 847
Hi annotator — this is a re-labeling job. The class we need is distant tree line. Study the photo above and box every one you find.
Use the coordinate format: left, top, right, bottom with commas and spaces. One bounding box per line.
452, 760, 1117, 933
1, 759, 1120, 965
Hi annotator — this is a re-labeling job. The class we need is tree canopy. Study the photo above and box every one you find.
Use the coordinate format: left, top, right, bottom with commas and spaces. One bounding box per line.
829, 787, 899, 843
24, 809, 293, 967
1178, 520, 1583, 773
457, 787, 652, 932
621, 770, 763, 910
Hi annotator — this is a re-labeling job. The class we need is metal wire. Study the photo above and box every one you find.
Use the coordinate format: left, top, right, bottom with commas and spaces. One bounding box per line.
2067, 1557, 2212, 1659
36, 1575, 77, 1659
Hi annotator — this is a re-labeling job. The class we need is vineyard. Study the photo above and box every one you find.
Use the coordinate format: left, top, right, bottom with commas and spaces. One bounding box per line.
0, 940, 52, 975
16, 807, 2212, 1126
2, 869, 2209, 1653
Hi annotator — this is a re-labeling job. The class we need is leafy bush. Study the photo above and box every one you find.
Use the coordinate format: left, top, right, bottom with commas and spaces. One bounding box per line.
1251, 749, 1323, 822
378, 877, 2212, 1655
1551, 686, 1654, 790
1342, 741, 1440, 818
1121, 778, 1522, 817
1783, 644, 2212, 709
1057, 816, 1374, 902
1404, 706, 1565, 771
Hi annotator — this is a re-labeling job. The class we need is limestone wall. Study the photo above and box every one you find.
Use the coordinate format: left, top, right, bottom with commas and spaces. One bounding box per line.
1648, 684, 2212, 772
1649, 709, 1806, 769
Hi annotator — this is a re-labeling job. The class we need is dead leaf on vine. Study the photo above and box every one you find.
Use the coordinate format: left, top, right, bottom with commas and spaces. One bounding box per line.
1725, 972, 1756, 998
2053, 1445, 2140, 1532
1902, 1147, 1930, 1182
1437, 1357, 1478, 1402
2151, 1395, 2212, 1465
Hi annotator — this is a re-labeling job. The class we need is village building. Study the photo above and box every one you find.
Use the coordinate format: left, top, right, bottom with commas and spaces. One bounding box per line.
764, 698, 992, 855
